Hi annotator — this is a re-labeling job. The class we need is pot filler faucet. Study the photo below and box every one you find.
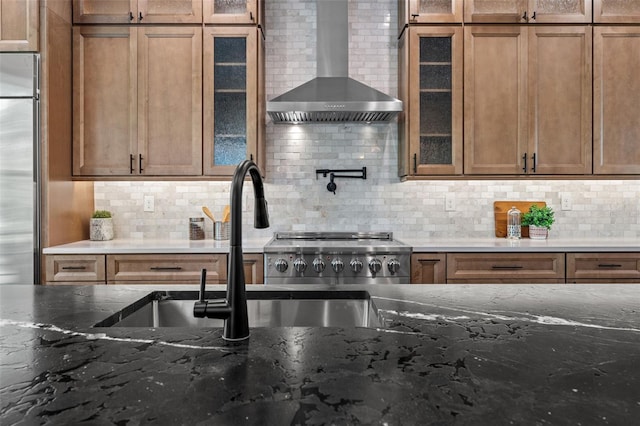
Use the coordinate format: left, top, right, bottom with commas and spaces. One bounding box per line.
193, 160, 270, 341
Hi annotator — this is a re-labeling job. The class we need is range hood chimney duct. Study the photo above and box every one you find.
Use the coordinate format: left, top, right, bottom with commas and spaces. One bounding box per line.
266, 0, 403, 124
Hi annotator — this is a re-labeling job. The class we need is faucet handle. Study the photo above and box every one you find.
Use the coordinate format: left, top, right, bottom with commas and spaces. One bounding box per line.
198, 268, 207, 302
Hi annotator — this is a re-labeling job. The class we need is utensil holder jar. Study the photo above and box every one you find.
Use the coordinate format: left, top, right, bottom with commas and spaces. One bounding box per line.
214, 221, 230, 240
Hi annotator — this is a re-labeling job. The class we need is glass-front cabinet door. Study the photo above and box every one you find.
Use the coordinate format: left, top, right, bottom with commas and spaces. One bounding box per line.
203, 27, 258, 176
203, 0, 260, 24
408, 26, 463, 175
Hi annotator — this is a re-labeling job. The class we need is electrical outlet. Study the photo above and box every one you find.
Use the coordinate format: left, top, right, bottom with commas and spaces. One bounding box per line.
143, 195, 154, 212
561, 194, 572, 211
445, 193, 456, 211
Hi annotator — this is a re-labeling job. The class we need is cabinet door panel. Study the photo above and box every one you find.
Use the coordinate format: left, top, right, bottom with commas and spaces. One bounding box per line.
411, 253, 446, 284
409, 26, 463, 175
465, 0, 528, 23
138, 0, 202, 23
137, 27, 202, 176
73, 27, 137, 176
203, 27, 257, 176
567, 253, 640, 280
447, 253, 565, 281
107, 254, 226, 283
203, 0, 259, 24
464, 26, 527, 174
595, 0, 640, 23
73, 0, 136, 24
0, 0, 39, 51
528, 26, 592, 174
406, 0, 463, 23
46, 255, 106, 283
531, 0, 592, 23
594, 27, 640, 174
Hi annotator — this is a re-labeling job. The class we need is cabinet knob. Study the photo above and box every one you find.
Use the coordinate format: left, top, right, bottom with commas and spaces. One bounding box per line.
129, 11, 134, 21
522, 11, 528, 21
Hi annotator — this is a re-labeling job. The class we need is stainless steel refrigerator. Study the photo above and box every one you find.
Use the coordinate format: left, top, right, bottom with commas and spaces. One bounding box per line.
0, 53, 40, 284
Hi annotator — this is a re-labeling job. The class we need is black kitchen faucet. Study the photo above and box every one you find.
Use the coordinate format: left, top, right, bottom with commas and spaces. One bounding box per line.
193, 160, 270, 341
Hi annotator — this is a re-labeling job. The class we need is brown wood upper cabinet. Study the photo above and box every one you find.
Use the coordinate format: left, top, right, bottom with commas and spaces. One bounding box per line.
464, 0, 592, 23
398, 26, 463, 176
464, 25, 592, 175
399, 0, 463, 26
73, 0, 202, 24
594, 0, 640, 23
73, 26, 202, 176
203, 26, 263, 176
203, 0, 263, 24
0, 0, 38, 51
593, 26, 640, 174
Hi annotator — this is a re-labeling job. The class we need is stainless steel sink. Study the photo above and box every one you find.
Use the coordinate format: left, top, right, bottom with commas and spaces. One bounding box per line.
95, 290, 382, 328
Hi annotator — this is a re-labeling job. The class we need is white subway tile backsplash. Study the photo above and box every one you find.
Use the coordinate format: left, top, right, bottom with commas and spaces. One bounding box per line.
93, 0, 640, 241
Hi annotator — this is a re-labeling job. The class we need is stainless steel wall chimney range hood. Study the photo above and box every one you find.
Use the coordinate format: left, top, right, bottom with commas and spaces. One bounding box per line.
266, 0, 402, 124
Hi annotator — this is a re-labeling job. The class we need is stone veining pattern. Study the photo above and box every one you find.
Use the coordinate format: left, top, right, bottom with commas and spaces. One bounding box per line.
1, 284, 639, 424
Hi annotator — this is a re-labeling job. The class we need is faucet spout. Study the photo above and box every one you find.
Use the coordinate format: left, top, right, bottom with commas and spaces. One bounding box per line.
194, 160, 269, 341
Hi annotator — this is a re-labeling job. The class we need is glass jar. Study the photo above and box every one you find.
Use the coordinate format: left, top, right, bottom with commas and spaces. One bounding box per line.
189, 217, 205, 240
506, 206, 521, 240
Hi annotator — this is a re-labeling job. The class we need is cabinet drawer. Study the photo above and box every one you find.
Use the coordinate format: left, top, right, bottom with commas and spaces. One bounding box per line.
46, 255, 106, 283
447, 253, 565, 281
567, 253, 640, 280
107, 254, 226, 284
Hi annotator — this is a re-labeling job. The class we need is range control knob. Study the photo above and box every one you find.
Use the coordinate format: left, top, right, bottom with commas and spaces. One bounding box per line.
331, 258, 344, 273
387, 259, 401, 274
312, 258, 326, 273
274, 258, 288, 273
350, 258, 364, 273
368, 258, 382, 275
293, 258, 307, 273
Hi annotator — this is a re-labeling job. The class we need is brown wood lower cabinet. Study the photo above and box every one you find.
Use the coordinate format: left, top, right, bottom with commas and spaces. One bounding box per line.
106, 254, 226, 284
446, 253, 565, 284
45, 255, 106, 285
567, 253, 640, 283
243, 253, 264, 285
410, 253, 446, 284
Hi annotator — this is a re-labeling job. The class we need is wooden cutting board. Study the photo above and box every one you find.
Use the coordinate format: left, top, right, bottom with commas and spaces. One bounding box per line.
494, 201, 546, 238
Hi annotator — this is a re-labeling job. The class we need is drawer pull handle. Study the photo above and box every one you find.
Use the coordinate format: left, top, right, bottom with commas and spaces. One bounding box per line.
62, 266, 87, 270
491, 265, 523, 270
150, 266, 183, 271
598, 264, 622, 268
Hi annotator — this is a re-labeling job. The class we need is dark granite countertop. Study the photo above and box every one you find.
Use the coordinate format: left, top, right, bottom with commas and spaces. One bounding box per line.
1, 284, 639, 425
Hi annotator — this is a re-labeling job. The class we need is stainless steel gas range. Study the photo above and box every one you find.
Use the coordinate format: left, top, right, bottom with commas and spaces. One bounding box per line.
263, 232, 412, 285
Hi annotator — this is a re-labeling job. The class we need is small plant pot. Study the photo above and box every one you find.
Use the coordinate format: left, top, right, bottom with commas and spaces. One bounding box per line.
90, 218, 114, 241
528, 225, 548, 240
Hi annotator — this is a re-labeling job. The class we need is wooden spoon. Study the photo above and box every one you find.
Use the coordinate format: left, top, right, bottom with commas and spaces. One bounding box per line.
222, 205, 231, 223
202, 206, 215, 222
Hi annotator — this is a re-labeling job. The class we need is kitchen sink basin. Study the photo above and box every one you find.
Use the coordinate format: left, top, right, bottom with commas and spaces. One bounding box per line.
95, 290, 382, 328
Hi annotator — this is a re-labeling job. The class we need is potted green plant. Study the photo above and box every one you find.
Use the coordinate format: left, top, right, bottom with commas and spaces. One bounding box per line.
522, 205, 554, 240
90, 210, 114, 241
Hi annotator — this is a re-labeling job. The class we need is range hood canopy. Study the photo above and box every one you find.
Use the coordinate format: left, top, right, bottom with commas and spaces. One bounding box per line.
266, 0, 402, 124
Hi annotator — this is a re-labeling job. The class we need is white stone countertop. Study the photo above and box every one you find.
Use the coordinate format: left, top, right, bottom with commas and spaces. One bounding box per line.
42, 238, 270, 255
43, 237, 639, 254
401, 237, 640, 252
